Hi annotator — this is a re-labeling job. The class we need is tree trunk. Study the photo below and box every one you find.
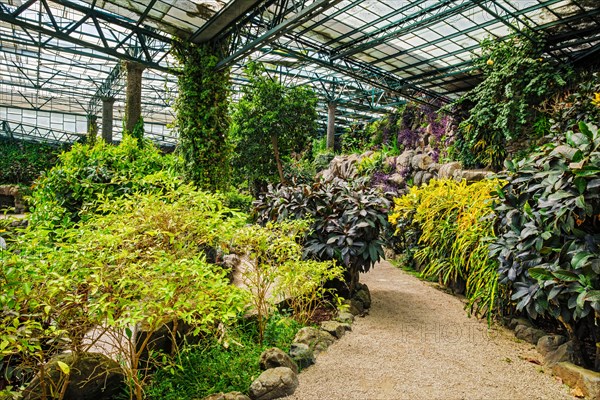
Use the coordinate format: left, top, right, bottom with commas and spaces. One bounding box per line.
271, 134, 285, 184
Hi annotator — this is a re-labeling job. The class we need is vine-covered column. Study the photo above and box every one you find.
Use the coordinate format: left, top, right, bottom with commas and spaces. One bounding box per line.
172, 41, 230, 192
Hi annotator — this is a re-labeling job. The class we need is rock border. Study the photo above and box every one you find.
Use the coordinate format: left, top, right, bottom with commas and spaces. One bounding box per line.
507, 317, 600, 398
206, 285, 372, 400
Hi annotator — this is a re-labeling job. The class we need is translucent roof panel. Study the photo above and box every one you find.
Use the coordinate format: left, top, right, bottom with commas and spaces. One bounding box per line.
1, 0, 599, 145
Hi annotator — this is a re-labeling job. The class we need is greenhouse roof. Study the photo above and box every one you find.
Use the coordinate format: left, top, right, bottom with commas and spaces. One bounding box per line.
1, 0, 599, 145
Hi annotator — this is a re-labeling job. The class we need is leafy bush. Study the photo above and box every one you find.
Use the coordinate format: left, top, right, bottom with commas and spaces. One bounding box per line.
450, 34, 570, 169
491, 121, 600, 367
28, 136, 179, 229
1, 187, 248, 399
254, 176, 390, 293
234, 221, 343, 341
389, 178, 502, 319
0, 139, 67, 185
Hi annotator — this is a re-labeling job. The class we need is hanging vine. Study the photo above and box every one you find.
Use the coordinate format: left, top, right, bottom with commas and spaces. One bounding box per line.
172, 40, 231, 191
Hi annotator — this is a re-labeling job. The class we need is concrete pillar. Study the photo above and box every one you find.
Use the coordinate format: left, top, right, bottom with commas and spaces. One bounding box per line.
101, 97, 115, 143
327, 101, 336, 151
124, 61, 144, 135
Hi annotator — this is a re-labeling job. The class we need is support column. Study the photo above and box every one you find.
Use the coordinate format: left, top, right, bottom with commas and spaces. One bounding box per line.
124, 61, 145, 135
87, 114, 98, 143
327, 101, 336, 151
101, 97, 115, 143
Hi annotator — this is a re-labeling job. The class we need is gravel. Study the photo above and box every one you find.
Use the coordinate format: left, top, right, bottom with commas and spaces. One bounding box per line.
285, 260, 574, 400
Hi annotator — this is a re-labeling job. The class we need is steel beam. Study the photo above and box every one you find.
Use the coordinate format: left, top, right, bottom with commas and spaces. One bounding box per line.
0, 0, 172, 72
216, 0, 344, 69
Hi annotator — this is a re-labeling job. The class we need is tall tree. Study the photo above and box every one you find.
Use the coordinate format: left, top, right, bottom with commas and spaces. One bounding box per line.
231, 62, 318, 193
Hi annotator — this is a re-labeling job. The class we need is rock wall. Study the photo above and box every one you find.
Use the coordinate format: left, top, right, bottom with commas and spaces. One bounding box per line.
0, 185, 26, 213
318, 149, 494, 192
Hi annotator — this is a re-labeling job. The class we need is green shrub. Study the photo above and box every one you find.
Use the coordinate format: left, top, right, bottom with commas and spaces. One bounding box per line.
221, 189, 254, 213
491, 121, 600, 368
28, 136, 179, 229
1, 187, 248, 399
0, 139, 67, 185
389, 178, 502, 319
234, 221, 343, 341
254, 175, 390, 293
550, 72, 600, 132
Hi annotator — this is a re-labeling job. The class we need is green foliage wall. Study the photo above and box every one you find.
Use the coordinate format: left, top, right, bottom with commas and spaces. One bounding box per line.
230, 62, 318, 191
450, 34, 570, 169
172, 41, 231, 192
0, 139, 66, 185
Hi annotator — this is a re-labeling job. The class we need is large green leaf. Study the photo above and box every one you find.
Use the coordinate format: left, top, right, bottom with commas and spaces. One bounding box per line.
552, 269, 580, 282
528, 267, 554, 281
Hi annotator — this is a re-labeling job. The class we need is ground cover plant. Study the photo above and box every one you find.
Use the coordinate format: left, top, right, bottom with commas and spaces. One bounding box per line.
491, 121, 600, 369
145, 313, 303, 400
389, 178, 502, 319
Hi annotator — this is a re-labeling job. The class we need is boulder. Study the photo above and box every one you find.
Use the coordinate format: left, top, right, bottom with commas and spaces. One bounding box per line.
455, 169, 493, 182
508, 317, 532, 330
421, 172, 434, 185
544, 341, 583, 367
22, 352, 125, 400
437, 162, 461, 179
353, 286, 371, 309
222, 254, 241, 269
320, 321, 347, 339
413, 171, 425, 187
536, 335, 567, 357
552, 362, 600, 399
384, 156, 398, 170
249, 367, 298, 400
397, 150, 415, 169
388, 173, 405, 186
514, 325, 545, 345
293, 327, 335, 353
203, 392, 251, 400
411, 154, 433, 170
427, 162, 441, 173
288, 343, 315, 369
335, 311, 354, 324
259, 348, 298, 374
344, 299, 365, 316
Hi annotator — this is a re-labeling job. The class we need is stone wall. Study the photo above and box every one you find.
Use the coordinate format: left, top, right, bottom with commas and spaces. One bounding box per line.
0, 185, 26, 213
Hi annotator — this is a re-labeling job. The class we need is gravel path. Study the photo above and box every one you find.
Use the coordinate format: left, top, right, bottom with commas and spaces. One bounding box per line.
285, 260, 574, 400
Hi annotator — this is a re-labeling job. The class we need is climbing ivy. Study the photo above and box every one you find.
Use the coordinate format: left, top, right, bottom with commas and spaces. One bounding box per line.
172, 41, 231, 191
450, 33, 571, 169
